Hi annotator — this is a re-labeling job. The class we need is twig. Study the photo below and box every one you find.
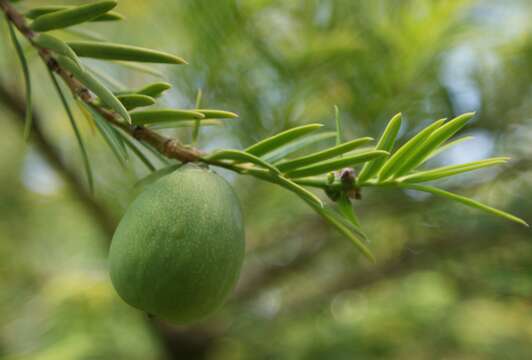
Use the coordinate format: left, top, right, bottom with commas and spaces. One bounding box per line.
0, 0, 202, 164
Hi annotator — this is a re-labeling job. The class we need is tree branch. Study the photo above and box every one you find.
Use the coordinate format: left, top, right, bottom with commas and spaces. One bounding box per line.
0, 0, 202, 164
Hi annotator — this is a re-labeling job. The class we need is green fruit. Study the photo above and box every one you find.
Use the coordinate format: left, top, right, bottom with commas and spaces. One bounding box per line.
109, 164, 245, 324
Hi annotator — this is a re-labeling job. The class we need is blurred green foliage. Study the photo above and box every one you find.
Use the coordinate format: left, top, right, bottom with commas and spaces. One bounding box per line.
0, 0, 531, 359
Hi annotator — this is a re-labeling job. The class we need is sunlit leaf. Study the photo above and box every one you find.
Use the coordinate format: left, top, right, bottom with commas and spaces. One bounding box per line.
285, 150, 388, 178
357, 112, 402, 184
196, 109, 239, 119
116, 94, 155, 110
130, 109, 205, 125
149, 119, 223, 130
68, 41, 187, 64
136, 82, 172, 98
276, 137, 373, 172
26, 5, 123, 22
394, 112, 475, 177
30, 1, 118, 32
264, 132, 336, 163
378, 118, 446, 181
245, 124, 323, 157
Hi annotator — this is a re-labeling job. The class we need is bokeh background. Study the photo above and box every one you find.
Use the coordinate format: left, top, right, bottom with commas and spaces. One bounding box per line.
1, 0, 531, 359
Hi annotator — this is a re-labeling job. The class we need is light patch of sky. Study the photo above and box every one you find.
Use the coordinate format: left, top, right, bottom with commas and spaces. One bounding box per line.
437, 130, 494, 166
22, 149, 63, 196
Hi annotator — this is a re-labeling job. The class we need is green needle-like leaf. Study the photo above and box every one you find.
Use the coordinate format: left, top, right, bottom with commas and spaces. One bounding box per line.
285, 150, 389, 178
33, 34, 83, 69
337, 193, 361, 227
397, 157, 509, 183
313, 205, 374, 262
67, 41, 187, 64
48, 70, 93, 192
400, 184, 528, 227
56, 56, 130, 123
80, 102, 128, 166
334, 105, 343, 146
136, 82, 172, 98
26, 5, 123, 22
276, 137, 373, 172
30, 1, 118, 32
394, 112, 475, 177
115, 82, 172, 98
116, 94, 155, 111
378, 118, 446, 181
271, 176, 324, 208
357, 113, 402, 184
120, 136, 156, 172
264, 132, 336, 163
245, 124, 323, 157
7, 21, 32, 140
192, 89, 203, 145
130, 109, 205, 125
208, 149, 280, 174
196, 109, 239, 119
149, 120, 223, 130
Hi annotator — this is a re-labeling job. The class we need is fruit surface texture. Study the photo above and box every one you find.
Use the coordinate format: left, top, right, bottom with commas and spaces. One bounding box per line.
109, 165, 245, 324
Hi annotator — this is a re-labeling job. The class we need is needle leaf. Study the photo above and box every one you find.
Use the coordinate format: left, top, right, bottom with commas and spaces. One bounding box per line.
378, 118, 446, 181
130, 109, 205, 125
285, 150, 389, 178
400, 184, 528, 227
276, 137, 373, 172
48, 70, 93, 192
30, 1, 118, 32
397, 157, 509, 183
7, 21, 32, 140
264, 132, 336, 163
68, 41, 187, 64
245, 124, 323, 157
394, 112, 475, 177
208, 149, 280, 174
357, 113, 402, 184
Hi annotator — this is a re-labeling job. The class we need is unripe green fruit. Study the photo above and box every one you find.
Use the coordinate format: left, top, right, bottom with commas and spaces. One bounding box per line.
109, 164, 245, 324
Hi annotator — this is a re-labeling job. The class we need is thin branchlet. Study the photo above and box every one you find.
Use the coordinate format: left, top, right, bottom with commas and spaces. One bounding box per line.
0, 0, 201, 164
